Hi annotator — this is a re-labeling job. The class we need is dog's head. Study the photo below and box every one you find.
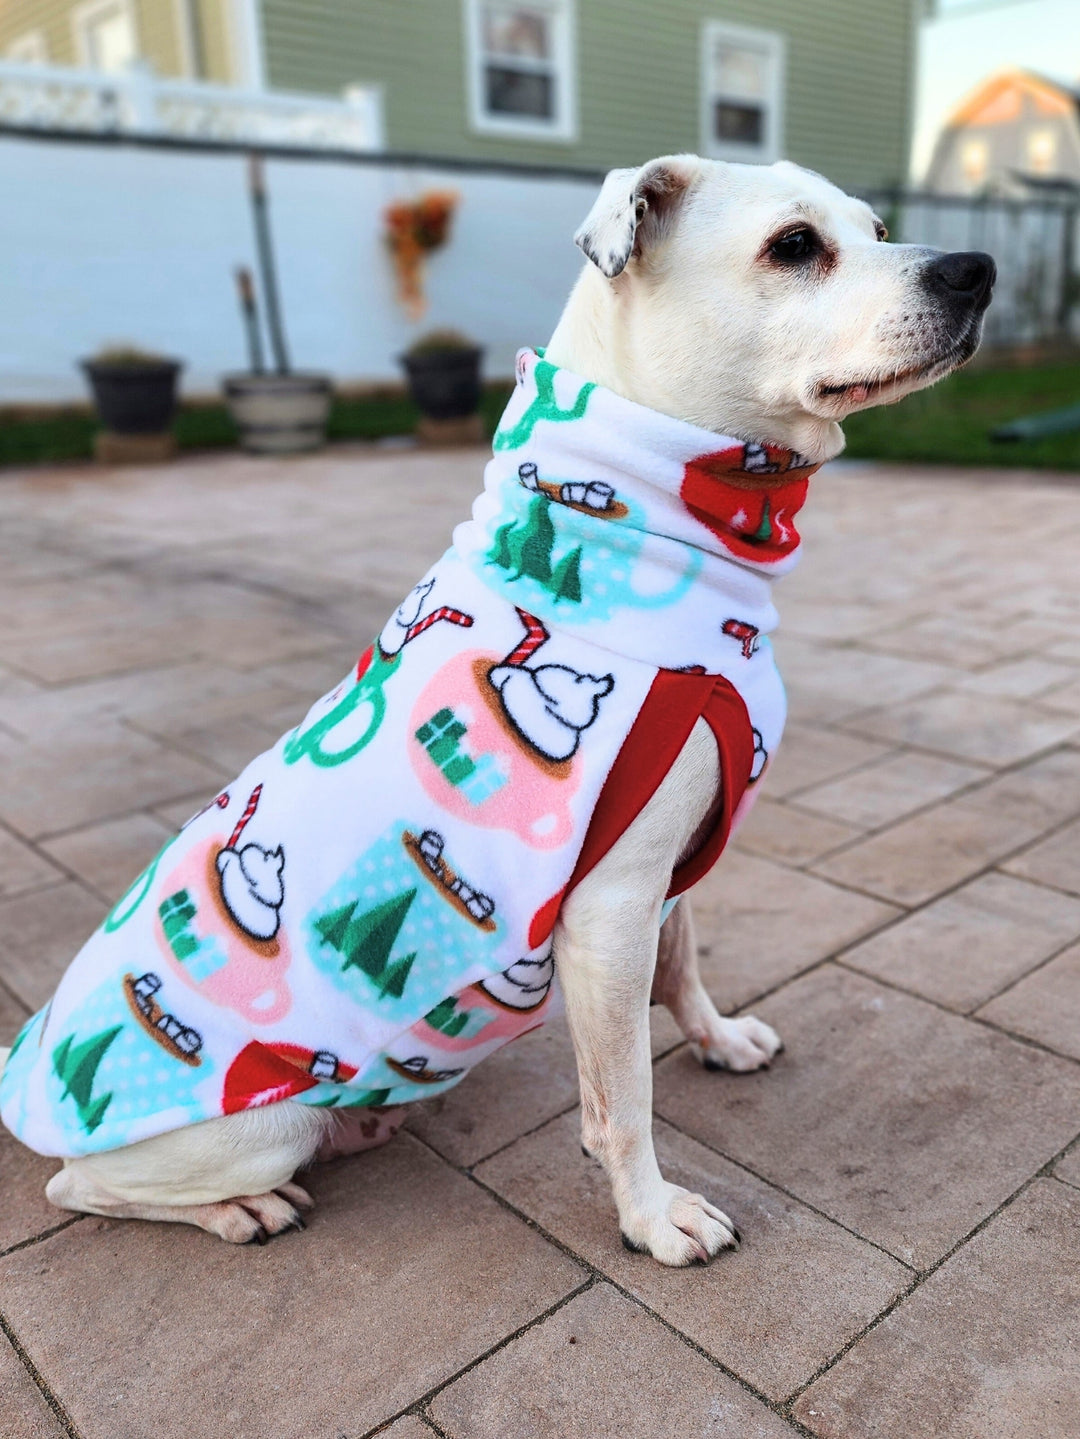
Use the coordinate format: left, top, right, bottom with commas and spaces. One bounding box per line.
564, 155, 995, 459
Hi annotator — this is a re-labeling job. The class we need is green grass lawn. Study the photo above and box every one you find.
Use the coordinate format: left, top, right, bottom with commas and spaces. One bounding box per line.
1, 363, 1078, 471
841, 359, 1080, 471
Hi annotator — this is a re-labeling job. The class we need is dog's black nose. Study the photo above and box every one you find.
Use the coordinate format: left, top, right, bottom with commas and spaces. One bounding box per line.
924, 250, 996, 305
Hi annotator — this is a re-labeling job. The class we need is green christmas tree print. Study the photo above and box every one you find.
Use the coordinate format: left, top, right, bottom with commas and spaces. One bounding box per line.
514, 496, 556, 583
550, 545, 583, 603
749, 497, 772, 545
52, 1025, 122, 1135
486, 496, 583, 605
315, 889, 418, 1000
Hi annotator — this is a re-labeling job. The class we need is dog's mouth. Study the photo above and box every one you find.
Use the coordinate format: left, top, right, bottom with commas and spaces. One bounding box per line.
813, 317, 983, 416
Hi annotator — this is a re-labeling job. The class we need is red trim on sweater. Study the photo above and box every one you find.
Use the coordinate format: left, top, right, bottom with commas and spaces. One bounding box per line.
565, 669, 754, 905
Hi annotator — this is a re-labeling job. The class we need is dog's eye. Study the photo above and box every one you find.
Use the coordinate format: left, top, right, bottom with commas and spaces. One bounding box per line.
769, 228, 817, 263
874, 222, 889, 242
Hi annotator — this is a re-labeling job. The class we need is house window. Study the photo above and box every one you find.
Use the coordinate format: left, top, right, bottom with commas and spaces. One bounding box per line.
465, 0, 576, 141
73, 0, 138, 73
701, 21, 784, 162
1026, 128, 1057, 175
5, 31, 49, 63
960, 137, 988, 187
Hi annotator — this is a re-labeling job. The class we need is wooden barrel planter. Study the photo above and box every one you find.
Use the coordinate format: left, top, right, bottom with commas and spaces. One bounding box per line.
222, 373, 333, 454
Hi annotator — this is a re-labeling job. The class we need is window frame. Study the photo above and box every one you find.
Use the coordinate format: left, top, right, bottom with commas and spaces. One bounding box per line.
699, 19, 785, 164
463, 0, 578, 144
72, 0, 139, 73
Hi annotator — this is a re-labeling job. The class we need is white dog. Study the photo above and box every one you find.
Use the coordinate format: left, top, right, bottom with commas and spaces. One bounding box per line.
1, 156, 992, 1265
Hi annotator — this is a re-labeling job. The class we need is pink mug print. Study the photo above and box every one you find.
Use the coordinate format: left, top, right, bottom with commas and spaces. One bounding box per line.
408, 648, 583, 850
154, 835, 293, 1026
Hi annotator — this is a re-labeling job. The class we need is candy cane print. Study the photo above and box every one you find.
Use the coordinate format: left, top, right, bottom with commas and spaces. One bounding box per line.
403, 605, 474, 645
504, 608, 550, 667
227, 785, 263, 850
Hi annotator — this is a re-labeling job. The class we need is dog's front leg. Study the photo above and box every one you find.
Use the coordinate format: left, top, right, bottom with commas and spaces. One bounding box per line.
555, 721, 739, 1266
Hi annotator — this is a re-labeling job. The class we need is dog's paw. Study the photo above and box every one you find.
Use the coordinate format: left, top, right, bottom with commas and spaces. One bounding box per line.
696, 1014, 783, 1073
207, 1184, 314, 1244
620, 1183, 739, 1266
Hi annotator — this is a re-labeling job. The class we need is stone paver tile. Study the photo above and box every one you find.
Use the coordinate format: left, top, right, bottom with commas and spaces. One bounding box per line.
41, 812, 174, 903
0, 1135, 585, 1439
954, 656, 1076, 699
794, 751, 985, 831
758, 725, 894, 801
793, 1180, 1080, 1439
653, 965, 1080, 1267
1056, 1143, 1080, 1188
1036, 671, 1080, 715
1002, 815, 1080, 896
0, 661, 295, 741
0, 1336, 66, 1439
133, 712, 282, 773
963, 745, 1080, 831
734, 798, 862, 867
0, 829, 62, 901
840, 690, 1079, 766
841, 872, 1080, 1012
0, 726, 224, 839
430, 1283, 801, 1439
865, 613, 1046, 669
0, 882, 107, 1011
151, 791, 221, 830
0, 615, 210, 685
689, 852, 898, 1014
772, 637, 953, 726
0, 986, 71, 1255
381, 1418, 438, 1439
408, 1018, 581, 1167
252, 644, 376, 700
810, 792, 1030, 907
476, 1113, 908, 1401
976, 940, 1080, 1059
782, 601, 902, 643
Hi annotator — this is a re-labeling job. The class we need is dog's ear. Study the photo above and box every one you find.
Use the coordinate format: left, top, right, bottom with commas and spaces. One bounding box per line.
574, 156, 701, 279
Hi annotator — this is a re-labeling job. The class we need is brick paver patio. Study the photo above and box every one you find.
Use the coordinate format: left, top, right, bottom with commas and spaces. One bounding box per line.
1, 446, 1079, 1438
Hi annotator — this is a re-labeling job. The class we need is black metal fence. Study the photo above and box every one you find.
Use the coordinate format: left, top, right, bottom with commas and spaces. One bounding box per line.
863, 189, 1079, 349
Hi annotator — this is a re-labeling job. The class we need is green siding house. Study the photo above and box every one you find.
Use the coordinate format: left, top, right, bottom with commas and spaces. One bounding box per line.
260, 0, 917, 189
1, 0, 918, 189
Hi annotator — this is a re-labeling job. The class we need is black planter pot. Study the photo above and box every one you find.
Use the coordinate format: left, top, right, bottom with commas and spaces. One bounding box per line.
400, 346, 483, 420
81, 358, 183, 434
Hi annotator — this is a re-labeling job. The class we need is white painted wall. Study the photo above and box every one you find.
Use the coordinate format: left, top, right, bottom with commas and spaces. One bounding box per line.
0, 135, 597, 403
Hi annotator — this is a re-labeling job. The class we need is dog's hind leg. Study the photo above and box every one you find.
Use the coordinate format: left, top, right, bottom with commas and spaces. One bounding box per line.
653, 898, 782, 1072
44, 1101, 330, 1243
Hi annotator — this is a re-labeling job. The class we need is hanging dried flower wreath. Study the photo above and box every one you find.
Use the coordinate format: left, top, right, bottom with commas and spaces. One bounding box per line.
384, 190, 459, 319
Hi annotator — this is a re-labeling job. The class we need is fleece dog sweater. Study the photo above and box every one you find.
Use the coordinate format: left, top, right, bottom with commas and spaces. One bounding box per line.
0, 350, 820, 1158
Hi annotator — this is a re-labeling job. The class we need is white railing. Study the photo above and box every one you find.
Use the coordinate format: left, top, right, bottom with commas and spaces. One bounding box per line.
0, 59, 384, 151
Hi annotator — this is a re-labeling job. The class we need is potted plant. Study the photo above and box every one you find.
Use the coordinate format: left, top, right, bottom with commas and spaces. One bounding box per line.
80, 345, 183, 462
222, 156, 333, 455
401, 329, 484, 444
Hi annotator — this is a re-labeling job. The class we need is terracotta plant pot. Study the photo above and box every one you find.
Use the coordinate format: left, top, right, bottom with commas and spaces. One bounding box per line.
222, 373, 333, 454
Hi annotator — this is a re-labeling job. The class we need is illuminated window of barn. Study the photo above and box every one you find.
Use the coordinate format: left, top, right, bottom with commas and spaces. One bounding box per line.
701, 21, 784, 163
